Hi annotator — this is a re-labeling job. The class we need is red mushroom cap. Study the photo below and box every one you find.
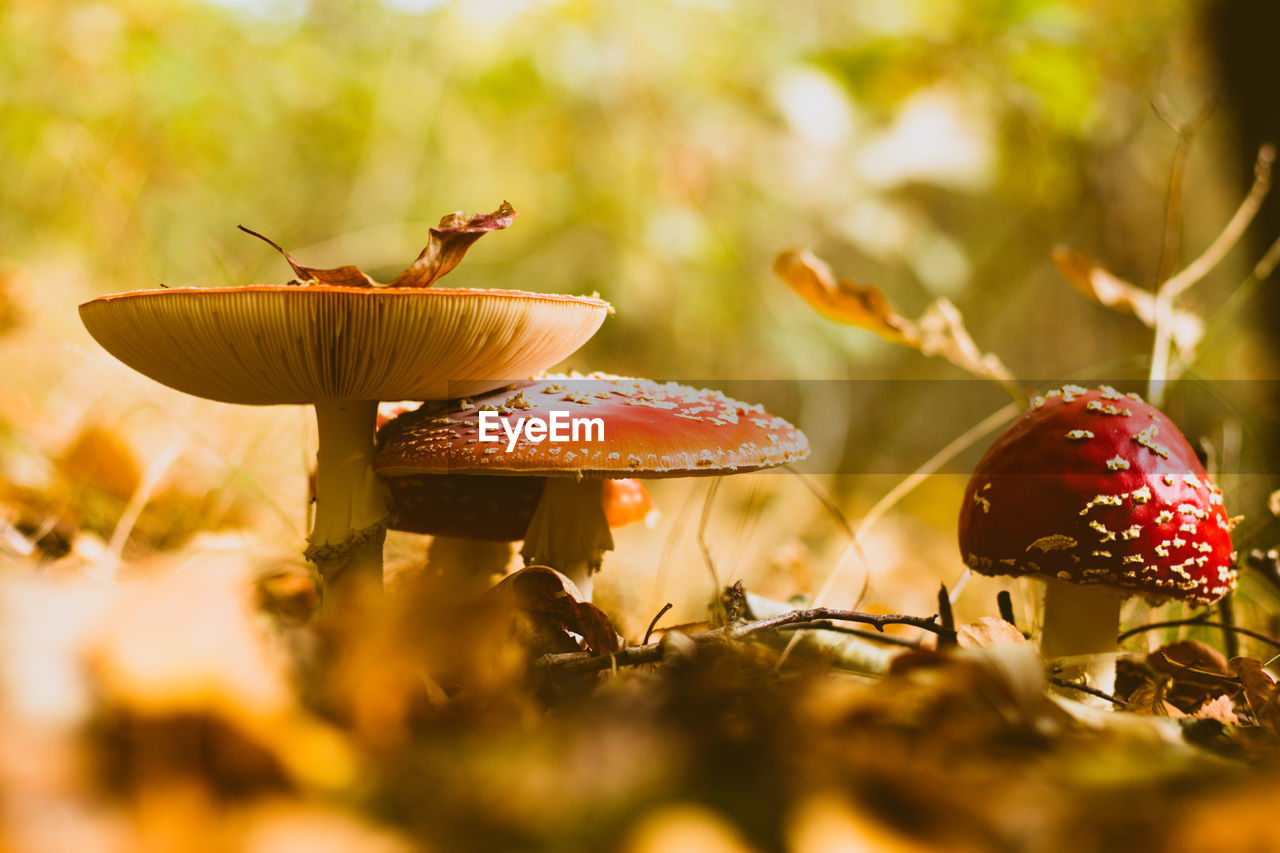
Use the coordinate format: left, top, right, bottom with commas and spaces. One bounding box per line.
374, 376, 808, 478
958, 385, 1237, 605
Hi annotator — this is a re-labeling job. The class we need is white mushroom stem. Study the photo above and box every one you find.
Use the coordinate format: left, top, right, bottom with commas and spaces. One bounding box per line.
307, 399, 390, 591
1039, 578, 1124, 699
520, 477, 613, 600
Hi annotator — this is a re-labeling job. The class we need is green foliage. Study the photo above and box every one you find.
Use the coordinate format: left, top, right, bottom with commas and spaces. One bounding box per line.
2, 0, 1230, 383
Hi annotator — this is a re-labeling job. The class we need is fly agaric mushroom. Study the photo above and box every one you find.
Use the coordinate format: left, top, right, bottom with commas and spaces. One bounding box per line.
958, 384, 1237, 695
375, 376, 808, 597
79, 204, 612, 595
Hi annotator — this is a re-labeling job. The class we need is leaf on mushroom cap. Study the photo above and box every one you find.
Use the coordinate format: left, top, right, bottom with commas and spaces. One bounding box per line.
237, 201, 517, 289
958, 385, 1237, 606
79, 288, 611, 405
392, 202, 517, 288
375, 375, 809, 478
80, 202, 608, 406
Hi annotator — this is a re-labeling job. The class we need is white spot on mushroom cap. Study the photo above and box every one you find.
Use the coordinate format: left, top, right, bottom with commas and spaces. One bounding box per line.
1133, 425, 1171, 459
1027, 534, 1077, 552
1080, 494, 1124, 515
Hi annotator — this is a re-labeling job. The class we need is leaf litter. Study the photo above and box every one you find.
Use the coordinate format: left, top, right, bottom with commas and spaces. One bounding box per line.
5, 166, 1280, 850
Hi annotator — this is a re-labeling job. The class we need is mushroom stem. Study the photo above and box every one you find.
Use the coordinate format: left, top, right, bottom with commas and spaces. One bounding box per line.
520, 477, 613, 599
307, 398, 390, 591
1039, 577, 1123, 698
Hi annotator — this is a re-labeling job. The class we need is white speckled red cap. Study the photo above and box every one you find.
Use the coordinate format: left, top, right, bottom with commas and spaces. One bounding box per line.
375, 376, 809, 478
958, 385, 1237, 605
79, 286, 612, 405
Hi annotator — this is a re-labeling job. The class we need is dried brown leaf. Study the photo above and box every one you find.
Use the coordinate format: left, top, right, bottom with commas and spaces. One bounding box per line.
1127, 683, 1186, 717
237, 201, 515, 289
1051, 246, 1204, 354
775, 249, 1015, 388
237, 225, 378, 287
1229, 657, 1279, 729
56, 424, 141, 501
391, 201, 517, 288
956, 617, 1026, 649
1192, 694, 1240, 726
773, 249, 911, 342
488, 566, 621, 657
914, 297, 1015, 385
1145, 641, 1238, 712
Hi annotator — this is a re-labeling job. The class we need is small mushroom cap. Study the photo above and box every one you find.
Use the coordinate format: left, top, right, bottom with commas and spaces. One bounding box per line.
375, 376, 808, 478
603, 478, 654, 527
959, 385, 1237, 605
79, 286, 612, 405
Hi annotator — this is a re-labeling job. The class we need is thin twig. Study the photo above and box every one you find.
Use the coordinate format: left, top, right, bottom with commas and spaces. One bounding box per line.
809, 402, 1019, 607
1161, 143, 1274, 300
643, 602, 673, 646
1118, 617, 1280, 650
1217, 595, 1240, 660
936, 584, 957, 648
1254, 232, 1280, 281
1048, 676, 1127, 707
784, 465, 854, 539
697, 478, 722, 595
539, 607, 950, 675
1148, 648, 1241, 688
1151, 94, 1219, 290
776, 400, 1020, 667
1149, 143, 1275, 401
647, 479, 701, 614
772, 620, 923, 649
997, 590, 1017, 629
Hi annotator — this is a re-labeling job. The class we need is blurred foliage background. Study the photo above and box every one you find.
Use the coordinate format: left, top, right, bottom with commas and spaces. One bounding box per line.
5, 0, 1277, 607
6, 0, 1269, 379
3, 0, 1280, 850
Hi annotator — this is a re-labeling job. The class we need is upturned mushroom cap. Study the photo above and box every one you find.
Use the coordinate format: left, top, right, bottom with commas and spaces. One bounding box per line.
79, 287, 612, 405
958, 385, 1237, 605
374, 376, 809, 478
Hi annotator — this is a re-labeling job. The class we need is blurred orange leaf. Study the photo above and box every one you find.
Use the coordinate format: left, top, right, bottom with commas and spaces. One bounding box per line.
775, 249, 1015, 388
956, 617, 1026, 649
56, 424, 141, 502
773, 249, 911, 341
1051, 246, 1204, 354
